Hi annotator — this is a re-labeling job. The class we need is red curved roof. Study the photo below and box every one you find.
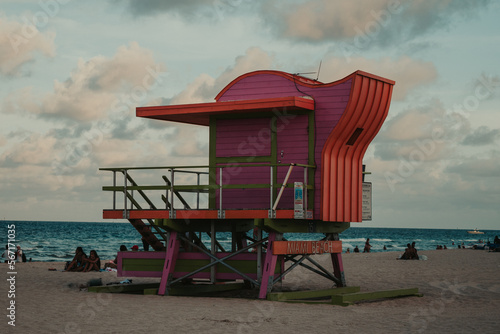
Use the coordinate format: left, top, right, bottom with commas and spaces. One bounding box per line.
321, 73, 394, 222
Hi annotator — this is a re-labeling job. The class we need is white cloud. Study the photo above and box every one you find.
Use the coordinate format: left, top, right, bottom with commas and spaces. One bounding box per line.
262, 0, 492, 46
0, 14, 56, 75
5, 41, 166, 121
319, 55, 437, 100
170, 47, 274, 104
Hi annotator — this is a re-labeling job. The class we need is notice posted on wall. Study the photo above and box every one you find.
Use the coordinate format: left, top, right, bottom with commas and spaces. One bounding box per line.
362, 182, 372, 221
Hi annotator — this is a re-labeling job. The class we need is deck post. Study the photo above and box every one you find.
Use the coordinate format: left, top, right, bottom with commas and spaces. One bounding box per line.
158, 231, 180, 295
210, 220, 216, 283
258, 232, 279, 299
330, 233, 346, 287
256, 227, 262, 281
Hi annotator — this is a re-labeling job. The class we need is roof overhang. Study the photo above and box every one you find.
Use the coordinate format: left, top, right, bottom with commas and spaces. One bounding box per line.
136, 96, 315, 126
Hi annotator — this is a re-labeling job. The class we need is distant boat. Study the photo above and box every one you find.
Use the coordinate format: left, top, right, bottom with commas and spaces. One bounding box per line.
467, 228, 484, 235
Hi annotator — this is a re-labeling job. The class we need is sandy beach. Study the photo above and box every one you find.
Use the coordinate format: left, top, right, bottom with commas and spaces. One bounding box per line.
2, 249, 499, 333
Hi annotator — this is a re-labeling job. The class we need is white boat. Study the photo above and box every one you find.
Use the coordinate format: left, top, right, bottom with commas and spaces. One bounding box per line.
467, 228, 484, 234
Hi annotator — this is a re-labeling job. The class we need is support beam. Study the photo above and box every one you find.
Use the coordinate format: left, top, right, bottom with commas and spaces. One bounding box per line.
259, 232, 279, 299
330, 233, 346, 287
158, 231, 180, 295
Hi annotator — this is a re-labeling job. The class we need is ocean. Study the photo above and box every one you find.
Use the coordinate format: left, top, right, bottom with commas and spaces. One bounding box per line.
1, 221, 498, 262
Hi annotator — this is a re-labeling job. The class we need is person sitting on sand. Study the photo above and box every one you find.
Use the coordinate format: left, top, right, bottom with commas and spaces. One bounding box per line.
104, 245, 127, 269
353, 246, 359, 253
83, 250, 101, 272
401, 243, 411, 260
410, 242, 419, 260
66, 247, 87, 271
400, 242, 419, 260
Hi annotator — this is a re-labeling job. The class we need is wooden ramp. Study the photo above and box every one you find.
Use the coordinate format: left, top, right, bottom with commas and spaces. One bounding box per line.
268, 287, 422, 306
331, 288, 423, 306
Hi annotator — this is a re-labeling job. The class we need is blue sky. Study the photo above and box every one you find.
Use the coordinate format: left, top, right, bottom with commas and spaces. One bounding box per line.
1, 0, 499, 229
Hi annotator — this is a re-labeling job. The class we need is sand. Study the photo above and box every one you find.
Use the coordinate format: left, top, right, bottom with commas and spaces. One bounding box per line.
2, 249, 499, 333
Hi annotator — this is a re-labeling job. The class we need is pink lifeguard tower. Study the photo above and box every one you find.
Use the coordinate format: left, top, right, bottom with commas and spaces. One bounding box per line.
100, 69, 395, 299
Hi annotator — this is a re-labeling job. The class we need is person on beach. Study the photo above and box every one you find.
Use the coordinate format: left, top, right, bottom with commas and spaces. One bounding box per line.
2, 245, 11, 263
353, 246, 359, 253
400, 242, 419, 260
15, 245, 26, 262
83, 250, 101, 272
346, 248, 350, 253
104, 245, 127, 269
65, 247, 87, 271
363, 238, 371, 253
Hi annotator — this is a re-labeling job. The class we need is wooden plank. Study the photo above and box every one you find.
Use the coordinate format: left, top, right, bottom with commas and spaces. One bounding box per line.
331, 288, 422, 306
267, 286, 360, 301
88, 283, 160, 294
169, 282, 247, 296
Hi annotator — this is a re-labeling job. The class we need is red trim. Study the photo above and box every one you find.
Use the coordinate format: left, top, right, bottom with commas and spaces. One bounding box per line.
215, 70, 394, 101
103, 210, 123, 219
320, 73, 393, 222
175, 210, 219, 219
136, 96, 314, 126
103, 209, 299, 220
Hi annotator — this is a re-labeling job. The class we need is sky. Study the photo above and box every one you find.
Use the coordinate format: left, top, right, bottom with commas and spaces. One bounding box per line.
0, 0, 499, 230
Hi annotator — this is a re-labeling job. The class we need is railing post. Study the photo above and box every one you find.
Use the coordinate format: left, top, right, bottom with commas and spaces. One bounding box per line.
123, 169, 128, 219
218, 167, 223, 218
112, 171, 116, 210
269, 165, 274, 218
170, 169, 175, 219
210, 220, 216, 283
196, 172, 201, 209
304, 166, 308, 217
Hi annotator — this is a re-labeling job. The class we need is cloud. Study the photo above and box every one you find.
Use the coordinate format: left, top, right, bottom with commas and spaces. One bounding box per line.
122, 0, 214, 17
0, 14, 56, 75
170, 47, 274, 104
120, 0, 256, 20
446, 157, 500, 178
319, 55, 437, 100
374, 99, 472, 162
4, 41, 166, 122
261, 0, 491, 46
461, 126, 500, 146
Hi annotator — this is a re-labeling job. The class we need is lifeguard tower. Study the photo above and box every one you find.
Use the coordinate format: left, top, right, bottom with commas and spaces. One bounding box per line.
100, 69, 394, 299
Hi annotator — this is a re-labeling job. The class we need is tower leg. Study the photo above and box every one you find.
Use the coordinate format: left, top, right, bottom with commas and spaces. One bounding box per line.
258, 232, 277, 299
331, 253, 346, 287
158, 231, 180, 295
329, 232, 346, 287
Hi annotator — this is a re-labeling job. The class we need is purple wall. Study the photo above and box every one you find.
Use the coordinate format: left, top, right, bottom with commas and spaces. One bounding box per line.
216, 74, 352, 216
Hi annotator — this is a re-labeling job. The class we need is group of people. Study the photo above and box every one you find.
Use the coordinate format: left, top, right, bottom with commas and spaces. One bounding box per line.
2, 245, 26, 262
65, 247, 101, 272
400, 242, 419, 260
345, 238, 372, 253
66, 244, 138, 271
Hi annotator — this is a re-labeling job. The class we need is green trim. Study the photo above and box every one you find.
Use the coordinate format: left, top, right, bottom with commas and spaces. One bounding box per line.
209, 117, 217, 209
121, 257, 283, 275
271, 116, 278, 205
88, 283, 160, 294
307, 111, 316, 211
168, 282, 247, 296
331, 288, 423, 306
262, 219, 350, 233
267, 286, 360, 301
